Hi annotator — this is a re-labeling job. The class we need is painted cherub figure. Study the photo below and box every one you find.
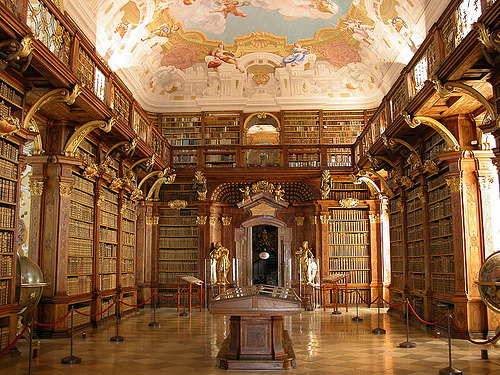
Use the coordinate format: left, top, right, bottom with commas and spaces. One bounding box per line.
141, 24, 179, 42
210, 1, 249, 19
207, 44, 244, 72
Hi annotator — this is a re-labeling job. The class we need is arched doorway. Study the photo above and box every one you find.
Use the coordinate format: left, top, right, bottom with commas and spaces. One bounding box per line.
235, 217, 292, 287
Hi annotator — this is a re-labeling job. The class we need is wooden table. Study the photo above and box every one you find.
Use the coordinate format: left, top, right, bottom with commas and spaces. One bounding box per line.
209, 285, 302, 370
177, 276, 204, 313
321, 273, 349, 313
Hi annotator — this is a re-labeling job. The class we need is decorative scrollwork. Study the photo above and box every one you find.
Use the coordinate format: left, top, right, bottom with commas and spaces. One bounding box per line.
403, 113, 460, 152
63, 118, 114, 157
167, 200, 188, 209
339, 198, 359, 208
193, 171, 207, 201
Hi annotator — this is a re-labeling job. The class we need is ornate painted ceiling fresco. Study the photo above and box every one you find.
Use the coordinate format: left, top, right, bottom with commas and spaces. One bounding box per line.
66, 0, 449, 112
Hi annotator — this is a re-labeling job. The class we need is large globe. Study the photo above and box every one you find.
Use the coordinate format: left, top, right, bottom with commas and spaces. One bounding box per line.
15, 255, 46, 319
478, 251, 500, 314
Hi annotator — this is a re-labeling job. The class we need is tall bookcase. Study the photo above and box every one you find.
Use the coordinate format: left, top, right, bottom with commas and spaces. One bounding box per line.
99, 187, 119, 292
158, 207, 198, 286
405, 185, 425, 293
68, 173, 94, 296
120, 196, 136, 289
322, 111, 365, 144
282, 111, 320, 144
327, 208, 370, 304
159, 114, 202, 146
328, 181, 370, 201
0, 136, 20, 352
389, 196, 404, 291
203, 112, 240, 145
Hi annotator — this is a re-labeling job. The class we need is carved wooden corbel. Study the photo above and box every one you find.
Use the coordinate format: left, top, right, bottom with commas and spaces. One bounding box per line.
403, 112, 460, 152
145, 172, 176, 201
99, 138, 138, 174
0, 35, 34, 73
63, 118, 114, 157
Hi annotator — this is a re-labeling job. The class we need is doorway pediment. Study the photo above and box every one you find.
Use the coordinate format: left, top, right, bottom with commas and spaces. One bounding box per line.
238, 191, 288, 219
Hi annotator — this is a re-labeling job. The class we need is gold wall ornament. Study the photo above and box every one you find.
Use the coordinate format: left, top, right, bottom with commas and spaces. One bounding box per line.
251, 180, 275, 194
197, 215, 207, 225
209, 216, 218, 226
124, 156, 155, 177
130, 188, 142, 201
193, 171, 207, 201
417, 191, 427, 204
369, 214, 381, 223
146, 216, 159, 225
96, 191, 104, 206
403, 113, 460, 152
320, 170, 331, 200
339, 197, 359, 208
82, 161, 98, 178
222, 216, 232, 226
400, 176, 414, 189
63, 118, 114, 157
0, 112, 21, 138
167, 200, 188, 209
320, 214, 329, 224
59, 182, 73, 196
446, 177, 462, 193
120, 204, 127, 215
145, 171, 176, 201
478, 175, 494, 191
29, 181, 44, 196
294, 216, 304, 226
109, 177, 123, 190
423, 159, 439, 176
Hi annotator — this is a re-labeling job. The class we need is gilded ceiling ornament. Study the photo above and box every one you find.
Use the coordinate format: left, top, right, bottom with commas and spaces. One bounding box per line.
59, 182, 74, 197
295, 216, 304, 226
29, 181, 44, 196
197, 215, 207, 225
252, 71, 270, 85
339, 198, 359, 208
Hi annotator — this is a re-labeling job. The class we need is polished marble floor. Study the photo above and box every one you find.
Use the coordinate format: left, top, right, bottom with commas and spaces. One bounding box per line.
1, 307, 500, 374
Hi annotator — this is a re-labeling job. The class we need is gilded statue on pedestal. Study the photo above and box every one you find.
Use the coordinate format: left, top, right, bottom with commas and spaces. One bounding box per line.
295, 241, 318, 285
210, 242, 231, 285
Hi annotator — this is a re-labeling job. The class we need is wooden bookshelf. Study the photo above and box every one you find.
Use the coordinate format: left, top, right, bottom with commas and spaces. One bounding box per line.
99, 187, 119, 292
120, 196, 136, 289
172, 149, 197, 168
288, 149, 320, 167
427, 171, 454, 297
326, 148, 352, 167
0, 136, 20, 351
203, 112, 240, 145
322, 111, 365, 145
158, 208, 198, 285
328, 181, 370, 201
160, 114, 202, 146
159, 182, 197, 202
389, 196, 404, 290
405, 185, 425, 292
205, 149, 236, 168
282, 111, 320, 145
68, 173, 94, 296
328, 208, 371, 304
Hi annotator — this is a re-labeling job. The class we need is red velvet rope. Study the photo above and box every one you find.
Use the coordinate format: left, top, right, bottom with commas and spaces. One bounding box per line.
354, 290, 379, 305
74, 301, 116, 317
120, 293, 154, 307
451, 317, 500, 345
156, 291, 183, 301
34, 310, 72, 327
380, 297, 406, 307
0, 324, 30, 357
407, 302, 448, 326
185, 286, 211, 296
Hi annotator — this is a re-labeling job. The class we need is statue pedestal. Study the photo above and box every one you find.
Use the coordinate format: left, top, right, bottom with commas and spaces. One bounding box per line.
209, 285, 301, 370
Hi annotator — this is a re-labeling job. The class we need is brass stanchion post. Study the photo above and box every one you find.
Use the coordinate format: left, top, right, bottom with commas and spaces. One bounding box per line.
439, 314, 462, 375
399, 299, 416, 348
351, 288, 363, 322
110, 297, 124, 342
149, 294, 160, 327
372, 297, 386, 334
62, 308, 82, 364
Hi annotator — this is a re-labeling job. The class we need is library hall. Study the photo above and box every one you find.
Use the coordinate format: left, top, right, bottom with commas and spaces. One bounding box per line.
3, 0, 500, 374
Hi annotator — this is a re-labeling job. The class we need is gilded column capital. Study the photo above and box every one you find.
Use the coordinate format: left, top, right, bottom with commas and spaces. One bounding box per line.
319, 214, 329, 224
308, 216, 317, 225
197, 215, 207, 225
146, 216, 159, 225
222, 216, 232, 226
478, 175, 494, 192
29, 181, 44, 196
445, 176, 462, 193
59, 182, 74, 196
295, 216, 304, 226
209, 216, 218, 226
369, 214, 381, 223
